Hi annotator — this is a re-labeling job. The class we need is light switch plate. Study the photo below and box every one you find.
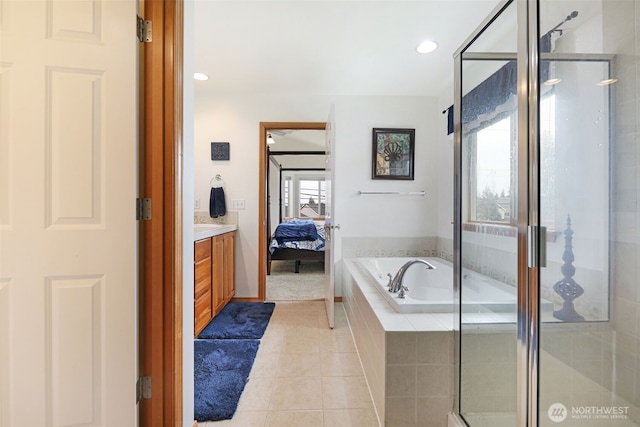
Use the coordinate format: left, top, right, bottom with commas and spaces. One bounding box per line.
230, 199, 245, 210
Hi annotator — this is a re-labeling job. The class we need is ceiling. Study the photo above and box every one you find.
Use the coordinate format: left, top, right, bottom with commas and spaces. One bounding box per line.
267, 129, 326, 167
193, 0, 501, 97
268, 129, 325, 150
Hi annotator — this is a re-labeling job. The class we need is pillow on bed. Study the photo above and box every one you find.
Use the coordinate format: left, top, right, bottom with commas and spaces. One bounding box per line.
274, 218, 320, 243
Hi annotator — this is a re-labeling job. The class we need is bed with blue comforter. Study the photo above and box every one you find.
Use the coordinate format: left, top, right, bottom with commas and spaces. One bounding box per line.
268, 219, 325, 274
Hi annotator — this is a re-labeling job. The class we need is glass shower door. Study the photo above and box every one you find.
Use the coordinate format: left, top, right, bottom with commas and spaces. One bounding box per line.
457, 1, 519, 425
455, 1, 639, 426
537, 1, 630, 425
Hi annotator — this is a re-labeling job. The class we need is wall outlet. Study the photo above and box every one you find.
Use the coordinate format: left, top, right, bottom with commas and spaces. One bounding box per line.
194, 199, 200, 209
230, 199, 245, 210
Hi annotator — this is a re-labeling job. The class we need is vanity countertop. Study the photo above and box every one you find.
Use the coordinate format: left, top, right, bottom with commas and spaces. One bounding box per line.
194, 224, 237, 241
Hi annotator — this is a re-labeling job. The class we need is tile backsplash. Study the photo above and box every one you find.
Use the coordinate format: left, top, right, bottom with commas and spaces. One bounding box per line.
342, 236, 439, 259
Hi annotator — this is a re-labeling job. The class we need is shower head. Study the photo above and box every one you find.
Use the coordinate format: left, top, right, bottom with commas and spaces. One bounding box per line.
548, 10, 580, 37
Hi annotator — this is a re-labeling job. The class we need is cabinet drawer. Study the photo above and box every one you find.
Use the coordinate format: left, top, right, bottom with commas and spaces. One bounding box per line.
194, 296, 212, 333
194, 238, 211, 261
195, 259, 211, 285
195, 287, 211, 308
195, 277, 210, 300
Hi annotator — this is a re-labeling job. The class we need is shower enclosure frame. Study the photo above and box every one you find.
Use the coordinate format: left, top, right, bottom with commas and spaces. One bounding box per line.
453, 1, 617, 426
451, 0, 545, 425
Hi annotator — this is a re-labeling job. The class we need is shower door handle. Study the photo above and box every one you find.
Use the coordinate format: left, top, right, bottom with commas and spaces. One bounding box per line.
527, 225, 547, 268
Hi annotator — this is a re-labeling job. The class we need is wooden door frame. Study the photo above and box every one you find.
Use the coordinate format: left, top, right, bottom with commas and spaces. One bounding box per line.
258, 122, 327, 301
142, 0, 183, 426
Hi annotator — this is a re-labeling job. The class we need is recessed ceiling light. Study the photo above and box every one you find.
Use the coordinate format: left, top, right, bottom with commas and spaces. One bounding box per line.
194, 72, 209, 81
597, 78, 618, 86
416, 40, 438, 54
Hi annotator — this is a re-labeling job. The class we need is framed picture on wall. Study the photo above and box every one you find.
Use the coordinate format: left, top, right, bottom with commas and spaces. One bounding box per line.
372, 128, 415, 180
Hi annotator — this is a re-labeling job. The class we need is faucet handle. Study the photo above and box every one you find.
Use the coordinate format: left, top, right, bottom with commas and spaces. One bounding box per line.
398, 287, 408, 299
387, 273, 393, 291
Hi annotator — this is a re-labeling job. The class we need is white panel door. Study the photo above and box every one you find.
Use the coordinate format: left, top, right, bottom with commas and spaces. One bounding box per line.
324, 106, 336, 329
0, 1, 137, 426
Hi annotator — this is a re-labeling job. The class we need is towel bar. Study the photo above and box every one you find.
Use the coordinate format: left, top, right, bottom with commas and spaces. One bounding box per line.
357, 190, 425, 196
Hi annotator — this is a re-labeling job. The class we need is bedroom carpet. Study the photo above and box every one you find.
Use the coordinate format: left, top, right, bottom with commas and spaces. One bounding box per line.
193, 339, 259, 421
198, 302, 275, 340
267, 261, 325, 301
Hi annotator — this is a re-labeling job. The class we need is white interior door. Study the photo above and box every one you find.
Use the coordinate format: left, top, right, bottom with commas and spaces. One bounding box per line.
0, 1, 137, 425
324, 106, 336, 328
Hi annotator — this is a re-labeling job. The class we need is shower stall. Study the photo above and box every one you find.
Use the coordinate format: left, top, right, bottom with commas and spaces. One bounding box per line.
452, 0, 639, 426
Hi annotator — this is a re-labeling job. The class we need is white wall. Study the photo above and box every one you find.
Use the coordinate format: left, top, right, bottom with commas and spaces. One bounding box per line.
437, 83, 455, 241
194, 94, 442, 297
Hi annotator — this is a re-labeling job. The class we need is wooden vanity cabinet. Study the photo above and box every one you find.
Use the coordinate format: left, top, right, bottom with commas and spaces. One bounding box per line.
211, 235, 225, 315
194, 239, 212, 336
222, 232, 235, 303
194, 231, 236, 336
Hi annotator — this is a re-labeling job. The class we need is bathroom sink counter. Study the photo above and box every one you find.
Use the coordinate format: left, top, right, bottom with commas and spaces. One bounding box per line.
194, 224, 237, 240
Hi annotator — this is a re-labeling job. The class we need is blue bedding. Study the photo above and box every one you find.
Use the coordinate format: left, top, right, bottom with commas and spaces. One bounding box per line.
273, 219, 320, 244
270, 220, 325, 254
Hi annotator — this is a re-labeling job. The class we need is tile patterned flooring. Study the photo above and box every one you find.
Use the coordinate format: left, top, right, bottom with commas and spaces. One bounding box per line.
202, 301, 380, 427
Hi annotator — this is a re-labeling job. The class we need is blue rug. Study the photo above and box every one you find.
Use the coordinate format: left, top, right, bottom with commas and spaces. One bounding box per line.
194, 339, 260, 421
198, 302, 275, 339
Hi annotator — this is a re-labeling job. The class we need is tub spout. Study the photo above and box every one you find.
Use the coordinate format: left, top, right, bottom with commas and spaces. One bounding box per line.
389, 259, 435, 293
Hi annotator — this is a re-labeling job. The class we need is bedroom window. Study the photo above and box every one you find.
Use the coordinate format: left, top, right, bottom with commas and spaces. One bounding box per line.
281, 172, 325, 219
298, 178, 325, 218
282, 177, 291, 218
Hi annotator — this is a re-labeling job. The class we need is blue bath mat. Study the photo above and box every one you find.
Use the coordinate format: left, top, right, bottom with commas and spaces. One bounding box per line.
194, 339, 260, 421
198, 302, 275, 340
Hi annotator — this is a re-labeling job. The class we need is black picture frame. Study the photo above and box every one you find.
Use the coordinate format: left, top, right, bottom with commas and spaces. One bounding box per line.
372, 128, 415, 180
211, 142, 230, 160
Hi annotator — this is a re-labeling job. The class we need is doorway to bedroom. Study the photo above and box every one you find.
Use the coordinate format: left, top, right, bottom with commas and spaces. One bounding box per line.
259, 123, 328, 301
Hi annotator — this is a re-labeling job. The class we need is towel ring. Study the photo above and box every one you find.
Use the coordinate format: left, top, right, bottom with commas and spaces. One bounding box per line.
210, 174, 224, 188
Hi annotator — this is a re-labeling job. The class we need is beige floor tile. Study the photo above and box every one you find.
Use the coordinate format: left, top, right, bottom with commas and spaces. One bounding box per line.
269, 377, 324, 410
322, 377, 374, 409
320, 331, 357, 353
323, 408, 380, 427
257, 333, 285, 354
205, 410, 268, 426
277, 352, 323, 377
262, 321, 288, 335
264, 410, 324, 427
286, 324, 321, 339
283, 333, 321, 353
321, 352, 365, 377
236, 377, 274, 411
250, 352, 281, 378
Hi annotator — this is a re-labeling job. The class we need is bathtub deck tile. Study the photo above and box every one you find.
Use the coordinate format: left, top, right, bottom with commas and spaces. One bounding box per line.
430, 313, 455, 330
377, 313, 415, 332
405, 314, 452, 332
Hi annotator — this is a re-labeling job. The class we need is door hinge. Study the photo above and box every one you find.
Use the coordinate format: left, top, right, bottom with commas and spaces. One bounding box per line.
136, 198, 152, 220
136, 376, 152, 402
137, 16, 152, 42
